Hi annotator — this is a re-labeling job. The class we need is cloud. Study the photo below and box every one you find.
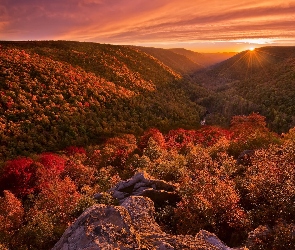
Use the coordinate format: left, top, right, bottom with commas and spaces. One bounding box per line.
1, 0, 295, 50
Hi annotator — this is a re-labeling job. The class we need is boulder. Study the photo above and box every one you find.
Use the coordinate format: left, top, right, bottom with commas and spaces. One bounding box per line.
52, 203, 140, 250
108, 172, 181, 206
52, 196, 238, 250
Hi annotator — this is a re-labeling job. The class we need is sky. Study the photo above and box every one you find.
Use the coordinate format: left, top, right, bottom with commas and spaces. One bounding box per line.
1, 0, 295, 52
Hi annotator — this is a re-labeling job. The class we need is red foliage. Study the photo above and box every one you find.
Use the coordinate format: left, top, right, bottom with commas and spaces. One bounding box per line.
195, 126, 231, 147
34, 177, 81, 225
64, 146, 86, 156
38, 153, 66, 174
166, 128, 196, 150
0, 157, 36, 197
33, 153, 67, 190
165, 127, 231, 150
101, 135, 137, 168
138, 128, 166, 151
229, 113, 279, 156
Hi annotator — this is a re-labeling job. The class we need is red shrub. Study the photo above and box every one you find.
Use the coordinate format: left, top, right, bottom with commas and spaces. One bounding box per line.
38, 153, 66, 174
100, 135, 137, 169
229, 113, 279, 156
166, 128, 196, 150
0, 157, 35, 197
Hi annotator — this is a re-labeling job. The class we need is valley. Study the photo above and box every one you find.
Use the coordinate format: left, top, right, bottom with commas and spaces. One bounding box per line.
1, 41, 295, 250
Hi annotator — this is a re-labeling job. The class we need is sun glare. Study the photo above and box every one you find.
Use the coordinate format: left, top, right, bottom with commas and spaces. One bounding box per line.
249, 47, 255, 51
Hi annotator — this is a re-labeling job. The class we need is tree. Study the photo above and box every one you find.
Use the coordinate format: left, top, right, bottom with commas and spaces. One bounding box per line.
0, 191, 24, 247
229, 113, 279, 156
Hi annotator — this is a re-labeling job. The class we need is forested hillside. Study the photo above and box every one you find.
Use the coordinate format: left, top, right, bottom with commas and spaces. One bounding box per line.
135, 46, 202, 74
0, 41, 209, 159
137, 46, 235, 74
192, 46, 295, 132
2, 42, 295, 159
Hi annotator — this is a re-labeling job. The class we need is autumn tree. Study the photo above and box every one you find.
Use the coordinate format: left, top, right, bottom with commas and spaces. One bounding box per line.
0, 191, 24, 248
229, 113, 279, 156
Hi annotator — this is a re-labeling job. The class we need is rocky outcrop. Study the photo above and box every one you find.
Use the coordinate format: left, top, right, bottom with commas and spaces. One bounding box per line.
52, 203, 140, 250
108, 172, 181, 206
52, 196, 236, 250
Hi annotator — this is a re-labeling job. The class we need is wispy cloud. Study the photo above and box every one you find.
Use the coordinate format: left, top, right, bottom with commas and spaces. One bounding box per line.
1, 0, 295, 51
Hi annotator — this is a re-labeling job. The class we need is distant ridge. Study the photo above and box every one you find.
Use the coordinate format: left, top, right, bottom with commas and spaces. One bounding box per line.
136, 46, 236, 74
134, 46, 202, 74
170, 48, 236, 67
204, 46, 295, 80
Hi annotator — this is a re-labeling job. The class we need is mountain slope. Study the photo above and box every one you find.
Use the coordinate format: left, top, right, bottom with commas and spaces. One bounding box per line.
0, 41, 205, 159
204, 46, 295, 81
135, 46, 202, 74
193, 46, 295, 132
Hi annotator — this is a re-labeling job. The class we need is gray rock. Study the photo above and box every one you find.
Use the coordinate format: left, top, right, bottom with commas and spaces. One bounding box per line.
52, 203, 140, 250
52, 196, 237, 250
93, 193, 102, 200
109, 172, 181, 206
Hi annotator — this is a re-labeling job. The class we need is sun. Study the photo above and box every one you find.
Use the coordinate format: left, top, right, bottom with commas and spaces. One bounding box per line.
249, 47, 255, 51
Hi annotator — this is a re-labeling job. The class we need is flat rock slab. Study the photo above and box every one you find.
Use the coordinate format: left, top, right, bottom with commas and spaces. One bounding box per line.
109, 172, 181, 206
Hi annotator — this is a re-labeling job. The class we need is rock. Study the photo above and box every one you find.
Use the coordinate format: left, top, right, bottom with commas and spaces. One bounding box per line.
121, 196, 163, 235
93, 193, 102, 200
108, 172, 181, 206
52, 203, 140, 250
53, 196, 237, 250
197, 230, 233, 250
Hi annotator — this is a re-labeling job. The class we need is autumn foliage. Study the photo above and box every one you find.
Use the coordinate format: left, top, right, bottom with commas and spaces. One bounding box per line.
0, 157, 35, 197
1, 114, 295, 249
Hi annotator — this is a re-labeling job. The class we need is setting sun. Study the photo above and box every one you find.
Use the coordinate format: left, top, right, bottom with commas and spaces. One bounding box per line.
249, 47, 255, 51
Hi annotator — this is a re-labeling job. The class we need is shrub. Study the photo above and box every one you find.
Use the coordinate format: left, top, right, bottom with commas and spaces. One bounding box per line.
0, 157, 35, 197
228, 113, 279, 157
18, 210, 55, 250
138, 128, 165, 151
241, 144, 295, 227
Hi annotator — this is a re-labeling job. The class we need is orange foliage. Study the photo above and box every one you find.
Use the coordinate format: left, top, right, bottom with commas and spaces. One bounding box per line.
34, 177, 80, 225
0, 191, 24, 241
229, 113, 279, 156
138, 128, 166, 151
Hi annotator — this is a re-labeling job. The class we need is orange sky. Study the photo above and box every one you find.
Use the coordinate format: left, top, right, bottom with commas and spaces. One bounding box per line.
1, 0, 295, 52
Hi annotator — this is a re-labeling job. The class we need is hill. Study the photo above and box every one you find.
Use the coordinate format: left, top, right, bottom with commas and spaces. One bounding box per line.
2, 41, 295, 159
170, 48, 236, 67
0, 41, 207, 159
135, 47, 236, 74
134, 46, 203, 74
192, 46, 295, 132
203, 46, 295, 81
